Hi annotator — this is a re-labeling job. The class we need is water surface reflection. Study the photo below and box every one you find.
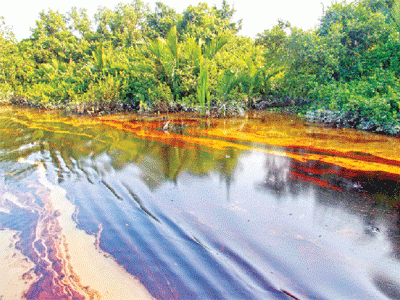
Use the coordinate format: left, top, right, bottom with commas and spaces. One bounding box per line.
0, 106, 400, 299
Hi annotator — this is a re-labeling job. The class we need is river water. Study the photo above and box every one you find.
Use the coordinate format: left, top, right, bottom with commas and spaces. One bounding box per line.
0, 105, 400, 299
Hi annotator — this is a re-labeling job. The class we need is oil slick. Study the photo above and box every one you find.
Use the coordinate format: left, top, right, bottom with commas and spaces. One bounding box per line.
0, 158, 154, 300
0, 229, 37, 300
2, 107, 400, 299
35, 162, 154, 300
97, 113, 400, 176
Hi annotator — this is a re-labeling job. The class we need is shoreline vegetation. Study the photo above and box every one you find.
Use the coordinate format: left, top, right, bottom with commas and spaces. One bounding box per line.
1, 0, 400, 135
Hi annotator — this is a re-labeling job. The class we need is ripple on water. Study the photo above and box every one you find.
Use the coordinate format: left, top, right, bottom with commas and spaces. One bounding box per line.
0, 159, 155, 300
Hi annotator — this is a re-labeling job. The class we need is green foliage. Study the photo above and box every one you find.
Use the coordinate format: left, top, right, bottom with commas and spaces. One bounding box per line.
179, 2, 241, 43
145, 25, 181, 100
318, 0, 392, 80
256, 19, 290, 65
0, 16, 16, 101
94, 1, 149, 47
217, 69, 240, 102
68, 7, 92, 39
2, 0, 400, 134
80, 74, 122, 103
196, 34, 230, 115
197, 64, 209, 115
1, 1, 242, 112
392, 0, 400, 29
146, 2, 181, 39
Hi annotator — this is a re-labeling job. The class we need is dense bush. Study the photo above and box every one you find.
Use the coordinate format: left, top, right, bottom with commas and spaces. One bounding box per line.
1, 0, 400, 133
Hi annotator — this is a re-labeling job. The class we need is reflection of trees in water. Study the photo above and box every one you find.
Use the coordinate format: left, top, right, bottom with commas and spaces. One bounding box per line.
256, 150, 365, 197
313, 185, 400, 267
257, 154, 290, 194
389, 205, 400, 260
2, 107, 400, 255
295, 160, 400, 259
255, 151, 400, 258
355, 174, 400, 205
137, 145, 239, 190
0, 108, 241, 189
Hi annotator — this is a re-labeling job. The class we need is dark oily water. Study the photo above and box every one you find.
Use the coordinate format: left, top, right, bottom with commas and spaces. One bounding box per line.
0, 106, 400, 299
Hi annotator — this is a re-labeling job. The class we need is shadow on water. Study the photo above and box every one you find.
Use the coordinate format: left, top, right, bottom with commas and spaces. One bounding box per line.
1, 106, 400, 299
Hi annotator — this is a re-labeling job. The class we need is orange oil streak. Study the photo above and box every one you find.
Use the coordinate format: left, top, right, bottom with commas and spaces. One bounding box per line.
288, 171, 343, 191
7, 108, 400, 176
94, 113, 400, 176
